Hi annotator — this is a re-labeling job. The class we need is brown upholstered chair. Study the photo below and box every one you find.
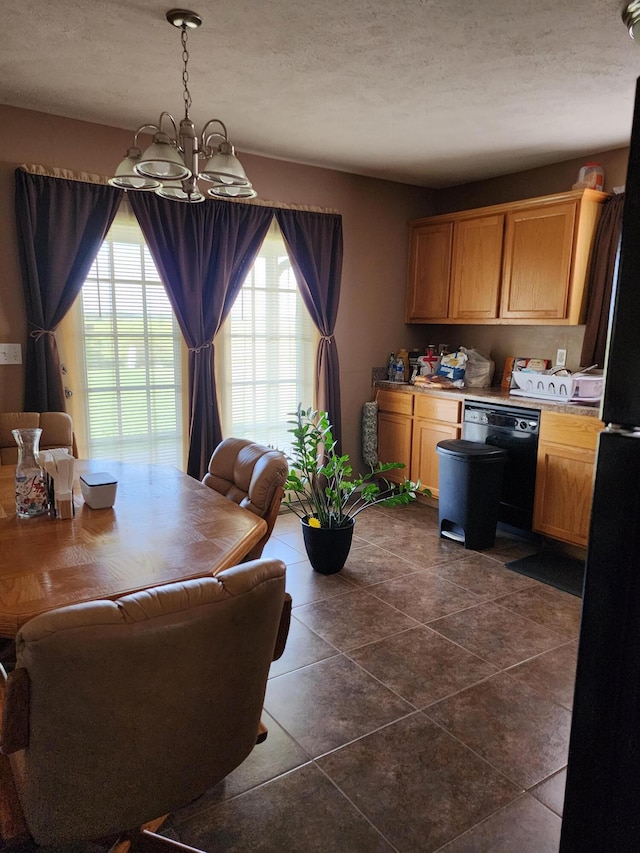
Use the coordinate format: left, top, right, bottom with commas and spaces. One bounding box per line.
0, 411, 76, 464
0, 558, 291, 850
202, 437, 288, 561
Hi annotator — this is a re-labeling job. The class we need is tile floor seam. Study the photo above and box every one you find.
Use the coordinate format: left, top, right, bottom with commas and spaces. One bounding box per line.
430, 792, 558, 853
371, 564, 499, 600
422, 677, 572, 791
489, 596, 579, 640
259, 702, 423, 768
342, 622, 425, 656
343, 646, 429, 710
364, 582, 487, 623
312, 760, 404, 853
169, 761, 316, 829
498, 664, 576, 711
424, 617, 570, 678
416, 670, 503, 710
418, 706, 529, 795
307, 708, 427, 762
267, 648, 348, 682
289, 585, 358, 611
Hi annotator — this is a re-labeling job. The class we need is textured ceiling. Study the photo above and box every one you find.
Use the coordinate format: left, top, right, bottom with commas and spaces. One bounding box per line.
1, 0, 639, 187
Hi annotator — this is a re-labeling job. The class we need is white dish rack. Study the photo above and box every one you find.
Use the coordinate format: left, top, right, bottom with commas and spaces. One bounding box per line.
509, 371, 603, 403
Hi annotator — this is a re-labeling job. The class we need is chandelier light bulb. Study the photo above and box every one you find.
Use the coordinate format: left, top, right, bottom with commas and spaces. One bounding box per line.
108, 148, 161, 190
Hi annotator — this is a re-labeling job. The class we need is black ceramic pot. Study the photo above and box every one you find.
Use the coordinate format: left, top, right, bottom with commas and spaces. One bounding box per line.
301, 517, 354, 574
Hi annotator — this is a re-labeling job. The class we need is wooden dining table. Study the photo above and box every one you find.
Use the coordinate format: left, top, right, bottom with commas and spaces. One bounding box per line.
0, 460, 267, 637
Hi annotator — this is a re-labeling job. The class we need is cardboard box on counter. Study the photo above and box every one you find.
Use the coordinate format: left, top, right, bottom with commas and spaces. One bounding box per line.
502, 356, 551, 389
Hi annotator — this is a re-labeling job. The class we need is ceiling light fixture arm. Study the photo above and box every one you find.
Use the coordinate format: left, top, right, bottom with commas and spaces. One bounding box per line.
201, 119, 229, 151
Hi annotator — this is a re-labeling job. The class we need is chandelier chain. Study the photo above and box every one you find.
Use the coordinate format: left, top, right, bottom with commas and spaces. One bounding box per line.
181, 27, 192, 118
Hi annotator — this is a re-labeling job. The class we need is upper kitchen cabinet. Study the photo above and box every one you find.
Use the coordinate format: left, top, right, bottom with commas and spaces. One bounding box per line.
405, 221, 453, 321
450, 213, 504, 320
406, 188, 608, 325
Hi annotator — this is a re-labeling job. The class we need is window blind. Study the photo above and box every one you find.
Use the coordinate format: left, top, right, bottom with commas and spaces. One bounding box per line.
216, 219, 318, 456
71, 207, 184, 467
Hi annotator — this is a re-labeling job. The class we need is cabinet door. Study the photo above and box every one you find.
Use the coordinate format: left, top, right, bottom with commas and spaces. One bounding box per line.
501, 202, 577, 320
450, 214, 504, 319
411, 420, 460, 498
405, 221, 453, 321
533, 441, 596, 547
378, 412, 412, 485
533, 411, 603, 547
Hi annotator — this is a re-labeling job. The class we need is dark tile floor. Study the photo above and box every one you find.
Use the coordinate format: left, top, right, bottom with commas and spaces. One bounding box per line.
168, 503, 579, 852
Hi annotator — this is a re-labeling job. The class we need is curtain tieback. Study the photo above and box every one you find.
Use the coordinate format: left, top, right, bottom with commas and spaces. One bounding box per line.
188, 341, 213, 354
320, 335, 334, 344
29, 326, 56, 341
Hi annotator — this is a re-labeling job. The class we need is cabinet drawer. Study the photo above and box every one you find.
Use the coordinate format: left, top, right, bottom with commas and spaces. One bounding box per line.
377, 390, 414, 416
539, 411, 603, 451
414, 394, 461, 424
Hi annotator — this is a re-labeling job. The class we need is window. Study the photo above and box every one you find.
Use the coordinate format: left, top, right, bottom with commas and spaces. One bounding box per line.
59, 203, 186, 467
60, 210, 315, 469
216, 220, 318, 456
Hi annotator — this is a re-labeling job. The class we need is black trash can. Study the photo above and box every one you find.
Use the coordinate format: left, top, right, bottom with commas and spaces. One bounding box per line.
436, 439, 507, 550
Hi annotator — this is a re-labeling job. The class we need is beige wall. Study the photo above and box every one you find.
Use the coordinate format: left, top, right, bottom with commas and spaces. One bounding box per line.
436, 146, 629, 213
0, 105, 435, 466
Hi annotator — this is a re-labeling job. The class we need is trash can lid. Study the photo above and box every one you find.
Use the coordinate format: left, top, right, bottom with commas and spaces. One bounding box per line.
436, 439, 508, 459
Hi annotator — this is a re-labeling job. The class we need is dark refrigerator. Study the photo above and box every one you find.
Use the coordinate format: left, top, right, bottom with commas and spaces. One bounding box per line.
560, 77, 640, 851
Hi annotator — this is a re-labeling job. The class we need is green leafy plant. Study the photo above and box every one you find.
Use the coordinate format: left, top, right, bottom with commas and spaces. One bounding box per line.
283, 405, 428, 529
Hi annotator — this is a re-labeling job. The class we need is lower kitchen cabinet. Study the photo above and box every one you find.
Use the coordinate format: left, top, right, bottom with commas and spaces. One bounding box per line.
411, 420, 459, 497
533, 411, 604, 547
411, 396, 462, 497
376, 390, 413, 485
376, 389, 461, 492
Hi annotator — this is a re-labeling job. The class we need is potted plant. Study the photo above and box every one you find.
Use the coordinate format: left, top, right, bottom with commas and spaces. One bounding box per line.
284, 405, 427, 574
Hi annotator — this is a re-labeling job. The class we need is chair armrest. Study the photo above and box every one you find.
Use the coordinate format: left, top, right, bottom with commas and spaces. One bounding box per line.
0, 666, 29, 845
273, 593, 292, 661
0, 668, 30, 755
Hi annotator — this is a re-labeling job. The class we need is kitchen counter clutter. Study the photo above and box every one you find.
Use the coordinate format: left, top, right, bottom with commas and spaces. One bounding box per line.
374, 381, 604, 548
374, 380, 601, 418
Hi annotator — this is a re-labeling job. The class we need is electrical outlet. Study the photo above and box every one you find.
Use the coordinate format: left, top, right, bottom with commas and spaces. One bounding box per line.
556, 348, 567, 368
0, 344, 22, 364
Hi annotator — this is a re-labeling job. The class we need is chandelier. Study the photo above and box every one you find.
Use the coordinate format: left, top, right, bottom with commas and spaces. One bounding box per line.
109, 8, 256, 202
623, 0, 640, 40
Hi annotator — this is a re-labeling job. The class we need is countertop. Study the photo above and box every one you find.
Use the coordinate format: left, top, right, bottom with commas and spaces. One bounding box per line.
373, 380, 602, 418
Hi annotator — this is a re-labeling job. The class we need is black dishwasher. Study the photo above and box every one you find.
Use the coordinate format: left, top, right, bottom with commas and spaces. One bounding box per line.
462, 401, 541, 532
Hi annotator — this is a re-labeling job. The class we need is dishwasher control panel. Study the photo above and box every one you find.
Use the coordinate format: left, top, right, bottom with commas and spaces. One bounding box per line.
463, 403, 540, 435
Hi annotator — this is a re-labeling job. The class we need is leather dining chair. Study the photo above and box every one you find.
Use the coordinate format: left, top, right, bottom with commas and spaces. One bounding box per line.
0, 411, 77, 464
202, 438, 289, 561
0, 558, 291, 850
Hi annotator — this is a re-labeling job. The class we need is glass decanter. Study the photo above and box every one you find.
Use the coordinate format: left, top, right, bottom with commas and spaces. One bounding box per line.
12, 428, 50, 518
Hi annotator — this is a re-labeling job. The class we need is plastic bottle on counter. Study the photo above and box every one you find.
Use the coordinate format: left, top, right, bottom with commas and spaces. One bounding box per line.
394, 358, 405, 382
387, 352, 396, 381
397, 349, 409, 382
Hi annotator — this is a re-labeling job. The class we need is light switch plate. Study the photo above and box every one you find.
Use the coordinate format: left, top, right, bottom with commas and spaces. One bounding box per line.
556, 348, 567, 368
0, 344, 22, 364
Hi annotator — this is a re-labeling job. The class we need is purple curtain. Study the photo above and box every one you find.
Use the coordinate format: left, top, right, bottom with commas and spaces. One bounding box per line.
275, 209, 344, 447
581, 193, 625, 368
14, 170, 123, 411
129, 194, 273, 479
